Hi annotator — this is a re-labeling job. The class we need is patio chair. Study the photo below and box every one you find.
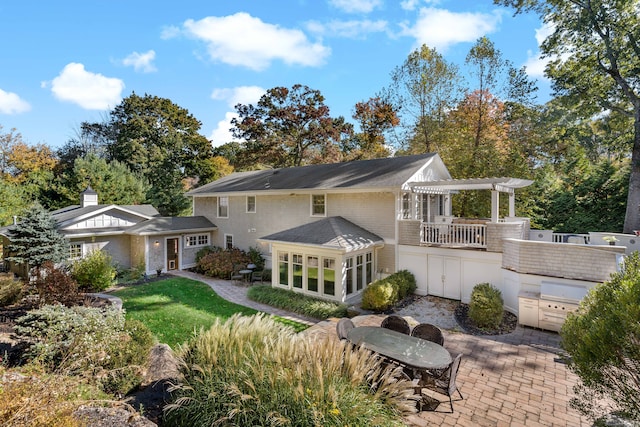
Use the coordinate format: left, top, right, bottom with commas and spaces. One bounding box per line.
250, 270, 264, 283
230, 264, 244, 282
411, 323, 445, 346
380, 315, 411, 335
425, 353, 464, 413
336, 318, 355, 340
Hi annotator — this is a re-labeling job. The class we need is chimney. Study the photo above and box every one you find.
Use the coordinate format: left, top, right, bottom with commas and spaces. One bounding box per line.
80, 186, 98, 207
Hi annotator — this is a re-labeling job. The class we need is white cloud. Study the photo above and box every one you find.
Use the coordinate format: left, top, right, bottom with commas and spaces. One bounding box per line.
306, 19, 388, 39
209, 111, 241, 147
209, 86, 267, 146
522, 23, 556, 79
402, 7, 502, 51
0, 88, 31, 114
49, 63, 124, 110
183, 13, 331, 71
401, 0, 441, 11
211, 85, 266, 108
122, 50, 157, 73
329, 0, 382, 14
160, 25, 181, 40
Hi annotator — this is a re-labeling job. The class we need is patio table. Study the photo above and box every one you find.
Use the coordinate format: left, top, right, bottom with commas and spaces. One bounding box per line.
239, 269, 253, 282
347, 326, 451, 370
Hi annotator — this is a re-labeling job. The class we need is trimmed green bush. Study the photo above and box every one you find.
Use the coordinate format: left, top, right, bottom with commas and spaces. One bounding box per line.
361, 270, 417, 312
468, 282, 504, 329
72, 249, 116, 292
248, 285, 348, 319
165, 314, 416, 426
0, 277, 23, 306
361, 281, 397, 312
14, 305, 155, 396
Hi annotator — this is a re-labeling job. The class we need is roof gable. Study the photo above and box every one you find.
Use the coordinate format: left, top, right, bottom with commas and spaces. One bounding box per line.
188, 154, 441, 195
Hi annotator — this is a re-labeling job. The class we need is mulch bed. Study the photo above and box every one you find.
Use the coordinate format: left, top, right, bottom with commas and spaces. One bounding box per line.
454, 303, 518, 335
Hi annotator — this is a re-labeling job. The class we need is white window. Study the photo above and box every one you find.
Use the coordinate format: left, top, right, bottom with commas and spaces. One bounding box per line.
246, 195, 256, 213
69, 242, 83, 260
218, 196, 229, 218
401, 193, 412, 219
224, 234, 234, 249
185, 234, 209, 248
311, 194, 326, 216
323, 258, 335, 296
292, 253, 303, 289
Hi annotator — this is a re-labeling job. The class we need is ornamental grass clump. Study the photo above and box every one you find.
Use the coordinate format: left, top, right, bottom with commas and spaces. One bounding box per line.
14, 305, 154, 396
468, 282, 504, 329
165, 313, 417, 426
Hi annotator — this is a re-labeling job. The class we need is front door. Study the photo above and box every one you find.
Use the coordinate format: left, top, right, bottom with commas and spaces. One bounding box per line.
166, 238, 179, 270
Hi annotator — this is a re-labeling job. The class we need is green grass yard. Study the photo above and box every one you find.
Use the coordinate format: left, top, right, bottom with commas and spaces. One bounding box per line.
111, 277, 307, 348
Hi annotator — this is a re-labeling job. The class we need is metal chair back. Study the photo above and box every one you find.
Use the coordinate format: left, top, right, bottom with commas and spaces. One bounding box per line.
380, 315, 411, 335
411, 323, 444, 346
336, 318, 355, 340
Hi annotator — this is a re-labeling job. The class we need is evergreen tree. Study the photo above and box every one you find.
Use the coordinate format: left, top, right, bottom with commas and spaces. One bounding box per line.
6, 202, 68, 270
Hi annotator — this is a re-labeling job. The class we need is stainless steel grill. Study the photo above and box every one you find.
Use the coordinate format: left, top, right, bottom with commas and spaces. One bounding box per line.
538, 282, 589, 332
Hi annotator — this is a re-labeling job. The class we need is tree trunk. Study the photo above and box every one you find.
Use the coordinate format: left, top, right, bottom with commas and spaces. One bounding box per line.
623, 107, 640, 233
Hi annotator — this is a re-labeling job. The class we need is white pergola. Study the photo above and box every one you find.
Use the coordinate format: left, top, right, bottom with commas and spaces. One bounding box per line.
408, 177, 534, 223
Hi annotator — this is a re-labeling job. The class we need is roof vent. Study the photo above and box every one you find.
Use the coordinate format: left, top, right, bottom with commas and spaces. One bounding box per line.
80, 186, 98, 207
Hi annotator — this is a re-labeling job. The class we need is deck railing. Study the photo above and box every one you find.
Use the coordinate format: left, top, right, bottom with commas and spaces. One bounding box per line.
421, 222, 487, 248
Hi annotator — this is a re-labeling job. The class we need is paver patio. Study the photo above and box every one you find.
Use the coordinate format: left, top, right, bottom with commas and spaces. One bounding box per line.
173, 271, 592, 427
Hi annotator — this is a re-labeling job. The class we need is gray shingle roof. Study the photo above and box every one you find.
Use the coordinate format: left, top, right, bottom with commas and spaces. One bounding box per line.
188, 153, 436, 195
50, 204, 159, 224
126, 216, 217, 235
259, 216, 384, 250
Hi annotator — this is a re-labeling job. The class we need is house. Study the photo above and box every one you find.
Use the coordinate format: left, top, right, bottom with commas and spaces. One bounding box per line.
188, 153, 630, 331
0, 187, 217, 276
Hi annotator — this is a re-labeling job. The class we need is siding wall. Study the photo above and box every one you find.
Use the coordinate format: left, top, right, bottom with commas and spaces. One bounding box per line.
193, 191, 398, 272
502, 238, 623, 282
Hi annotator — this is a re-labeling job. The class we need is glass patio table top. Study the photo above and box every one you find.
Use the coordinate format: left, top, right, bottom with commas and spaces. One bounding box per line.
347, 326, 451, 370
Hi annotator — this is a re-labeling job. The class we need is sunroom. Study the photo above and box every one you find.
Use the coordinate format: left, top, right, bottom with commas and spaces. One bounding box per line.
258, 216, 385, 303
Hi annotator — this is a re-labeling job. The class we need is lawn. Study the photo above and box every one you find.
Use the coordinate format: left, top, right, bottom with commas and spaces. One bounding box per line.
111, 277, 307, 348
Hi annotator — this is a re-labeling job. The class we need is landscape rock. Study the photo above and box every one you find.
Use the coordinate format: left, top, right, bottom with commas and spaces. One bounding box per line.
74, 404, 157, 427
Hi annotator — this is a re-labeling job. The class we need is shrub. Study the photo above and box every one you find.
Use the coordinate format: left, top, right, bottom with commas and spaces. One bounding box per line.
32, 262, 79, 306
248, 285, 348, 319
468, 283, 504, 329
248, 246, 265, 270
561, 252, 640, 421
165, 314, 416, 426
361, 281, 397, 312
393, 270, 417, 299
0, 277, 23, 306
196, 247, 251, 278
14, 305, 155, 396
361, 270, 417, 312
194, 245, 220, 264
0, 366, 107, 427
71, 249, 116, 292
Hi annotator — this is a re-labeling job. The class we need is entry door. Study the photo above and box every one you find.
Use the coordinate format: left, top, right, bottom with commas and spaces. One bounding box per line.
166, 238, 179, 270
427, 255, 461, 299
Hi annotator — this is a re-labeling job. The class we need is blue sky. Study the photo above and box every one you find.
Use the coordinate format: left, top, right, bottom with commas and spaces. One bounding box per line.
0, 0, 549, 149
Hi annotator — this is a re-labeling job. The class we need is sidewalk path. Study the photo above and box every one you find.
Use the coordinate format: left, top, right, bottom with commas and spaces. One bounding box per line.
171, 270, 592, 426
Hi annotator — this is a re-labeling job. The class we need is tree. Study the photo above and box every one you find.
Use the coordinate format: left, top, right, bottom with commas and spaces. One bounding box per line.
496, 0, 640, 233
5, 202, 68, 271
561, 251, 640, 421
231, 84, 353, 168
55, 154, 149, 207
145, 159, 191, 216
349, 96, 398, 160
386, 45, 463, 153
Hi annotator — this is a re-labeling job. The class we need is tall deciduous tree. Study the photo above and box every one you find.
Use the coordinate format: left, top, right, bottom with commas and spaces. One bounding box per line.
496, 0, 640, 232
349, 96, 398, 159
80, 93, 217, 212
386, 45, 463, 153
5, 202, 68, 271
231, 84, 353, 168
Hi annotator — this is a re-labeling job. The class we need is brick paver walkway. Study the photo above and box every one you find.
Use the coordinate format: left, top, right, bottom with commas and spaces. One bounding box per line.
172, 271, 591, 427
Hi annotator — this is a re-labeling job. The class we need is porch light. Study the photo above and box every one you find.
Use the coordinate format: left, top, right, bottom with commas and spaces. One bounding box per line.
154, 240, 160, 246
